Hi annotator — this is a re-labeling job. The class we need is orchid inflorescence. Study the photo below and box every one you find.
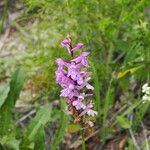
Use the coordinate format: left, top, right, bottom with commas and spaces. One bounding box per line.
55, 36, 97, 124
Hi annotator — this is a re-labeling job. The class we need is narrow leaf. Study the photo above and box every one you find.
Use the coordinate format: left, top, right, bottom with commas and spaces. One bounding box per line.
51, 100, 69, 150
117, 116, 131, 129
118, 66, 143, 78
0, 83, 10, 108
0, 68, 25, 135
27, 104, 52, 141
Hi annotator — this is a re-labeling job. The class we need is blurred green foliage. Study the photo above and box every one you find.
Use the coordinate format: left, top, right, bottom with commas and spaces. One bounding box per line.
0, 0, 150, 149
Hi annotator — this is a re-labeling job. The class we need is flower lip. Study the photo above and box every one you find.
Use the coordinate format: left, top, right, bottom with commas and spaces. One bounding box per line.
56, 58, 64, 65
82, 52, 90, 56
79, 107, 97, 117
72, 99, 86, 110
74, 43, 84, 49
56, 58, 70, 67
71, 52, 90, 67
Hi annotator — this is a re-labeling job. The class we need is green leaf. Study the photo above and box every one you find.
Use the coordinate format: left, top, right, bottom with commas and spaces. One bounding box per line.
0, 83, 10, 108
51, 100, 69, 150
0, 68, 25, 135
133, 102, 150, 130
123, 42, 141, 65
117, 65, 143, 78
103, 82, 114, 127
121, 100, 141, 117
98, 17, 113, 33
0, 135, 20, 150
115, 40, 129, 52
27, 104, 52, 141
28, 143, 35, 149
21, 104, 52, 150
34, 126, 45, 150
116, 116, 131, 129
68, 124, 81, 133
6, 138, 20, 150
113, 100, 141, 127
20, 104, 55, 150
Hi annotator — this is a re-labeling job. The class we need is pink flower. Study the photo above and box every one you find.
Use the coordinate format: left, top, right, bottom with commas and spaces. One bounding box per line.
55, 67, 74, 87
56, 58, 70, 68
85, 109, 98, 117
79, 102, 97, 117
61, 38, 84, 54
84, 77, 94, 90
71, 52, 90, 67
78, 93, 93, 99
61, 39, 69, 47
67, 62, 80, 80
71, 43, 84, 51
61, 39, 72, 54
60, 84, 78, 98
76, 77, 94, 90
72, 99, 86, 110
75, 43, 84, 49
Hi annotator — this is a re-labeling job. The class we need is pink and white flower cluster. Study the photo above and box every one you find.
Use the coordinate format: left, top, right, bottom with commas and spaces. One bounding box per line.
55, 37, 97, 117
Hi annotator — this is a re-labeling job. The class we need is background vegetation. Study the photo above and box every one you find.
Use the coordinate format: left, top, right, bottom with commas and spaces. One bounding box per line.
0, 0, 150, 149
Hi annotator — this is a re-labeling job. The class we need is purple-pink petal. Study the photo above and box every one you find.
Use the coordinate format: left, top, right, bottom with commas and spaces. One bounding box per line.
72, 100, 86, 110
61, 39, 69, 47
71, 52, 90, 67
87, 109, 98, 116
75, 43, 84, 49
79, 108, 97, 117
71, 43, 84, 52
86, 84, 94, 90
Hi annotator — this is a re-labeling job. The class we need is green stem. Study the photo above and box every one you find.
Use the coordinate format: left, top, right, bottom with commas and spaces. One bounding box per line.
81, 128, 86, 150
147, 47, 150, 83
0, 0, 8, 34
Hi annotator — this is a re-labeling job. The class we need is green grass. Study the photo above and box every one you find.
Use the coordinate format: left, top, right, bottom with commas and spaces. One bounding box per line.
0, 0, 150, 149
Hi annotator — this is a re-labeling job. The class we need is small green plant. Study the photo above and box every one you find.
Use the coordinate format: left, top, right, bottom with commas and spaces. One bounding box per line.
0, 68, 25, 149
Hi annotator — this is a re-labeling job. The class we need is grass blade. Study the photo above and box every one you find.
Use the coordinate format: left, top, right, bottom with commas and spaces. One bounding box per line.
90, 61, 101, 125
